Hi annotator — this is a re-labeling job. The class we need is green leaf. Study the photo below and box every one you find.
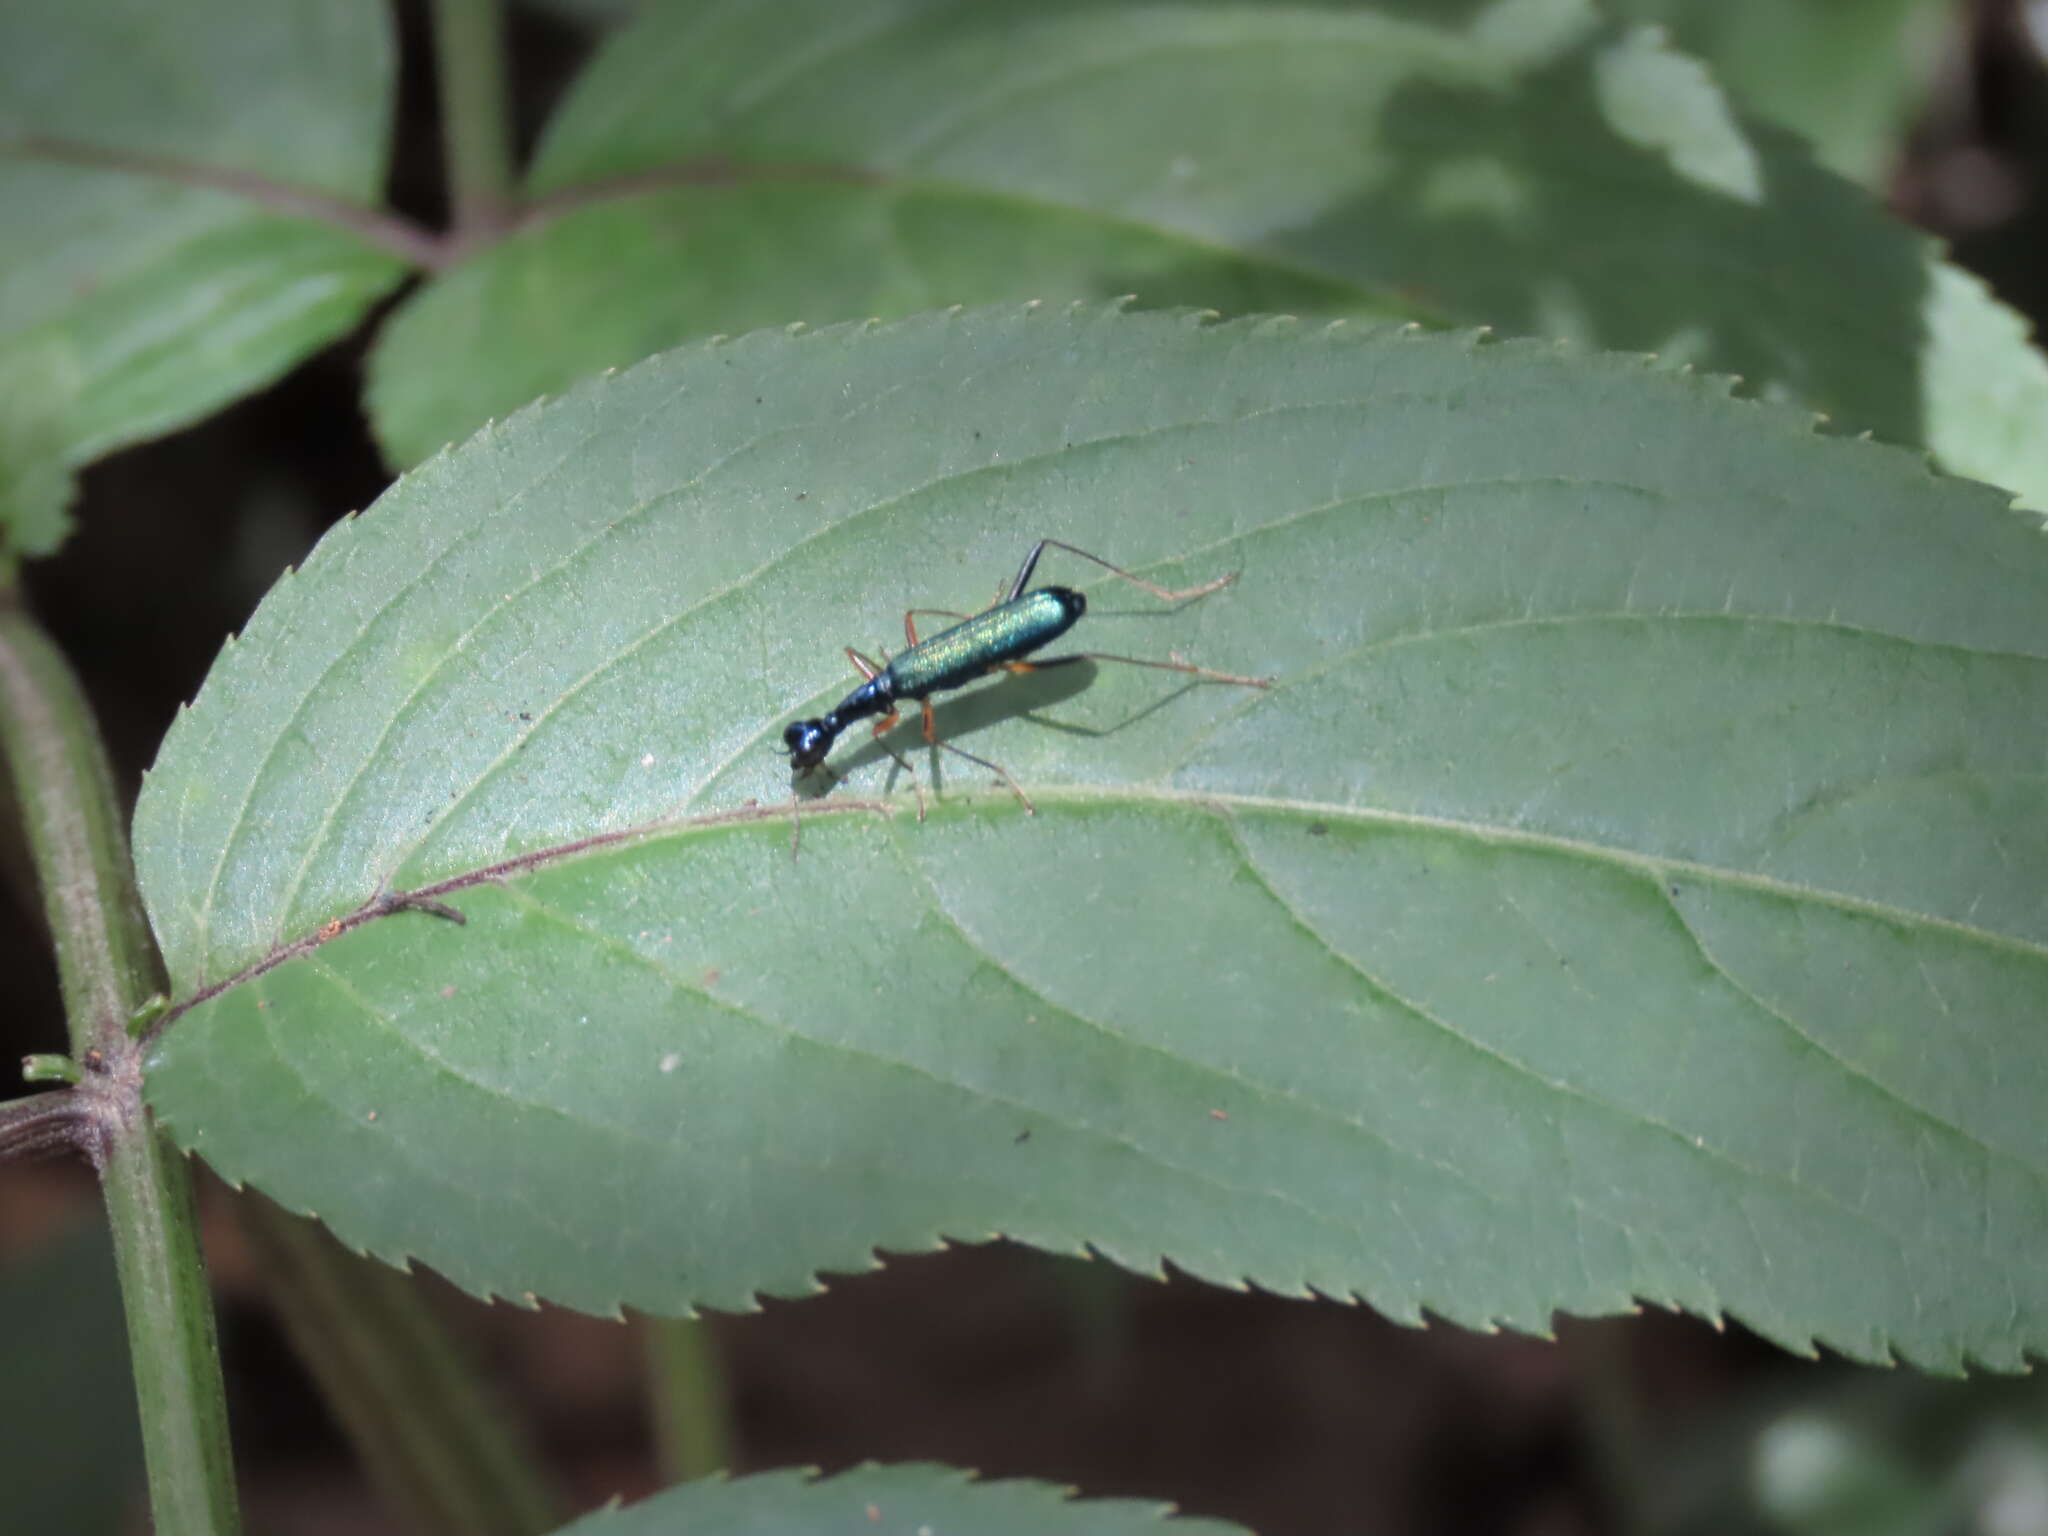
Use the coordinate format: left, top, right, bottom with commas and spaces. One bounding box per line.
138, 306, 2048, 1369
0, 0, 410, 547
0, 340, 76, 558
552, 1464, 1246, 1535
363, 0, 2048, 515
1604, 0, 1955, 185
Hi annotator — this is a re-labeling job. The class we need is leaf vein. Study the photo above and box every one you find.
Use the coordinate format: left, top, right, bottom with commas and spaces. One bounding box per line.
492, 878, 1374, 1249
1220, 815, 1926, 1261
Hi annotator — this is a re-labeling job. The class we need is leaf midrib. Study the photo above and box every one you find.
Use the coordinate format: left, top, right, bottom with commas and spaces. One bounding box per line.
166, 778, 2048, 1056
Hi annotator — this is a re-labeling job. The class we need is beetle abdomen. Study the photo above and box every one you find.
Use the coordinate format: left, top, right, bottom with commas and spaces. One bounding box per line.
886, 587, 1084, 697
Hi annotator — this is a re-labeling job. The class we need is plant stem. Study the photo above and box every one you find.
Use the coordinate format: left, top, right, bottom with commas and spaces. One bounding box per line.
0, 1088, 94, 1158
429, 0, 516, 240
236, 1191, 562, 1536
99, 1111, 242, 1535
0, 599, 156, 1048
0, 587, 241, 1536
645, 1316, 733, 1483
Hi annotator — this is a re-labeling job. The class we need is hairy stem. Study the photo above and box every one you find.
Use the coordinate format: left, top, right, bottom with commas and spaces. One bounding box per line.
0, 587, 241, 1536
0, 1089, 95, 1161
0, 599, 155, 1047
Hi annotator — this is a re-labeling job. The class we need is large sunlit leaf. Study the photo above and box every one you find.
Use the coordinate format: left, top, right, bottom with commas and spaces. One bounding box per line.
138, 306, 2048, 1369
553, 1465, 1244, 1534
364, 0, 2048, 514
0, 0, 409, 551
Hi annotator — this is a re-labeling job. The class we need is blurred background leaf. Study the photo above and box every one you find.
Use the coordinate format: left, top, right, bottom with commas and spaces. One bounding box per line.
552, 1462, 1248, 1534
364, 0, 2048, 514
1606, 0, 1958, 185
0, 0, 411, 554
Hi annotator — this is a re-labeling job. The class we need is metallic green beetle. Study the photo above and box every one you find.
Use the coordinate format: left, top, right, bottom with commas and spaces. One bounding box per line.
783, 539, 1268, 815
